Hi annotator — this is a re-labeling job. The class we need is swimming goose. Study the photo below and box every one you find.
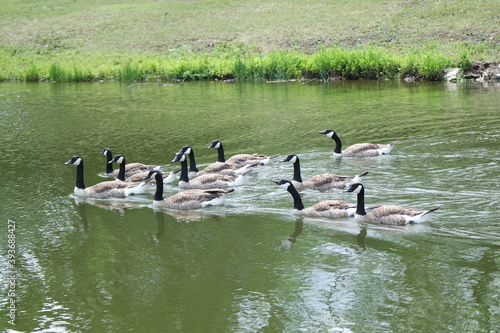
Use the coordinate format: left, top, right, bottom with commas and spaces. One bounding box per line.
186, 146, 258, 177
319, 130, 399, 157
65, 156, 150, 198
282, 154, 369, 190
173, 147, 251, 189
145, 170, 234, 210
344, 183, 440, 225
273, 179, 357, 218
207, 140, 279, 166
110, 154, 180, 184
101, 148, 167, 178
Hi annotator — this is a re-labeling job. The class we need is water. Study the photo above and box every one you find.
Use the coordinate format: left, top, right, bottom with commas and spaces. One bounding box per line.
1, 80, 499, 332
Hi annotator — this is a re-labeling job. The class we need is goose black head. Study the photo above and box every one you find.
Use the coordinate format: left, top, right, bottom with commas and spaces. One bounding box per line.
207, 140, 222, 149
273, 179, 293, 189
145, 170, 162, 180
109, 154, 125, 164
64, 156, 82, 166
171, 151, 187, 163
281, 154, 298, 163
344, 183, 364, 194
101, 148, 112, 157
319, 129, 335, 138
181, 146, 192, 155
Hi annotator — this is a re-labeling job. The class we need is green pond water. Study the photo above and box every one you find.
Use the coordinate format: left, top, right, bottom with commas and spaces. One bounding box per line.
0, 80, 499, 332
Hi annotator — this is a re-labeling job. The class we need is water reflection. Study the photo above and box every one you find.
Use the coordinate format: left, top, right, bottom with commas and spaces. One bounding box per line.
1, 81, 499, 332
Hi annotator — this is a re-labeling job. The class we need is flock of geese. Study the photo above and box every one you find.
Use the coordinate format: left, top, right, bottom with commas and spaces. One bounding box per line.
65, 130, 440, 225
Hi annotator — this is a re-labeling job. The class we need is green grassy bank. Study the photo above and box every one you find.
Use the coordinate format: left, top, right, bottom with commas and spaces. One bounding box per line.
0, 0, 498, 82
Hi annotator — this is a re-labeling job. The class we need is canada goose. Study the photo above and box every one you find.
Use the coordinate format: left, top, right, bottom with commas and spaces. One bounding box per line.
109, 154, 180, 184
65, 156, 150, 198
186, 146, 258, 177
282, 154, 369, 190
173, 147, 251, 189
145, 170, 234, 210
101, 148, 166, 178
207, 140, 279, 166
273, 179, 357, 218
344, 183, 440, 225
319, 130, 399, 157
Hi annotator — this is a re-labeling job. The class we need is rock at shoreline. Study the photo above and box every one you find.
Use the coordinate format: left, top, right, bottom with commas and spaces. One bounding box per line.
443, 62, 500, 82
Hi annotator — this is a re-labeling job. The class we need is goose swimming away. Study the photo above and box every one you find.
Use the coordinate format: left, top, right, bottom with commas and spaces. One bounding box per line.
65, 156, 150, 198
172, 146, 252, 189
109, 154, 180, 184
273, 179, 358, 218
145, 170, 234, 210
319, 130, 399, 157
207, 140, 279, 166
101, 148, 167, 178
344, 183, 440, 225
282, 154, 369, 190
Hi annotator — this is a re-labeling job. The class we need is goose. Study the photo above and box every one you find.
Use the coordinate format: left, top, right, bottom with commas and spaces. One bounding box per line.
186, 146, 257, 177
172, 146, 252, 189
282, 154, 369, 190
65, 156, 151, 198
273, 179, 357, 218
207, 140, 279, 166
344, 183, 440, 225
319, 130, 399, 157
101, 148, 167, 178
145, 170, 234, 210
109, 154, 180, 184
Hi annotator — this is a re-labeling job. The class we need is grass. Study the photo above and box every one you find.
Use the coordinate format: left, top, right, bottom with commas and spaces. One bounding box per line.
0, 0, 498, 82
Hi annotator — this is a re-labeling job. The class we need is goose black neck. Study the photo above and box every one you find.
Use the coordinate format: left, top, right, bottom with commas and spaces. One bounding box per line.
105, 151, 113, 174
179, 158, 190, 182
189, 151, 199, 173
153, 172, 164, 201
292, 158, 303, 182
287, 184, 305, 211
217, 144, 226, 162
331, 133, 342, 154
116, 158, 126, 181
75, 162, 85, 189
355, 187, 367, 215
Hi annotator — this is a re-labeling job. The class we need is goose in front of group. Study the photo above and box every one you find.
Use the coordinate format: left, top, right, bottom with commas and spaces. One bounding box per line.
273, 179, 358, 218
207, 140, 279, 167
145, 170, 234, 210
109, 154, 180, 184
101, 148, 167, 178
319, 130, 399, 157
186, 146, 258, 177
344, 183, 440, 225
282, 154, 369, 190
65, 156, 151, 198
173, 146, 252, 189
